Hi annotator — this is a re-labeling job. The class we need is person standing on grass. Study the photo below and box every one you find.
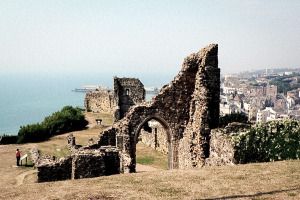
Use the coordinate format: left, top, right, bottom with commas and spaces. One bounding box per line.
16, 149, 21, 166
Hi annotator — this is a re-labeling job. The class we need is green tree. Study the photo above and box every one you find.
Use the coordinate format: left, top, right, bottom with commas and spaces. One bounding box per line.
17, 106, 88, 143
219, 113, 248, 128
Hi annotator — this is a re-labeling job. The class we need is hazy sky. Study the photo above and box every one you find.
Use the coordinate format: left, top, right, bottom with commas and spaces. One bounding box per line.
1, 0, 299, 77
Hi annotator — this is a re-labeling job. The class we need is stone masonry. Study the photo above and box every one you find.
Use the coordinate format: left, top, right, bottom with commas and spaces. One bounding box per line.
205, 122, 251, 166
36, 146, 119, 182
97, 44, 220, 172
84, 90, 115, 114
36, 44, 223, 182
84, 77, 145, 122
113, 77, 146, 121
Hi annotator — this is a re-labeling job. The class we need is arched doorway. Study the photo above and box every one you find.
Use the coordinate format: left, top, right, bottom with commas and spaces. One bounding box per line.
134, 116, 173, 170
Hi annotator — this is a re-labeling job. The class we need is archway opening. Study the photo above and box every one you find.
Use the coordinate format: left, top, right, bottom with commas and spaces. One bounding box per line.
134, 117, 172, 171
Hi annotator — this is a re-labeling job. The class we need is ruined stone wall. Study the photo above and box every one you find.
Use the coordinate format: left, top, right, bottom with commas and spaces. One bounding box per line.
178, 45, 220, 168
84, 90, 115, 113
114, 77, 145, 121
29, 148, 39, 166
38, 156, 72, 182
37, 44, 220, 180
103, 44, 220, 172
205, 123, 251, 166
37, 147, 119, 182
72, 147, 119, 179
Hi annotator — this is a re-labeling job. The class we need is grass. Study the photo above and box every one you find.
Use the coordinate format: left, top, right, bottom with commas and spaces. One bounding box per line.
0, 112, 300, 199
136, 157, 155, 165
136, 142, 168, 169
1, 160, 298, 199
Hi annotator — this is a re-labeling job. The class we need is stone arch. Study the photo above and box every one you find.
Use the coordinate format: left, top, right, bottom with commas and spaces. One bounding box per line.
133, 115, 173, 170
103, 44, 219, 173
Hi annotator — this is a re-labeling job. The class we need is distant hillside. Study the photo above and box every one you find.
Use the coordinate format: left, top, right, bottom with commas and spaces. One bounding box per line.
238, 68, 299, 75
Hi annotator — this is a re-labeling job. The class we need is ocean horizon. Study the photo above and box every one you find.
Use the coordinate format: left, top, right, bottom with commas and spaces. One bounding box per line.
0, 72, 172, 136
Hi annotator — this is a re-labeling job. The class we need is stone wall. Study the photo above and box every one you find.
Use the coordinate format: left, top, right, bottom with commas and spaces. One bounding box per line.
38, 156, 72, 182
113, 77, 145, 121
37, 146, 120, 182
178, 44, 220, 168
84, 77, 145, 122
84, 90, 115, 113
67, 133, 78, 153
37, 44, 223, 181
72, 147, 119, 179
205, 123, 251, 166
96, 44, 220, 172
29, 148, 39, 166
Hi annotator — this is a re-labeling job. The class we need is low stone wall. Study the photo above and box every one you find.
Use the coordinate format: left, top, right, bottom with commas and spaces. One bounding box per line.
72, 147, 119, 179
37, 147, 120, 182
96, 128, 117, 147
38, 156, 72, 182
205, 123, 251, 166
29, 148, 39, 166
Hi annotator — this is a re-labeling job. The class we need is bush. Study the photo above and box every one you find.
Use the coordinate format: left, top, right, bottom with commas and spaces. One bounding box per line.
17, 106, 88, 143
0, 134, 18, 144
231, 120, 300, 163
219, 113, 248, 128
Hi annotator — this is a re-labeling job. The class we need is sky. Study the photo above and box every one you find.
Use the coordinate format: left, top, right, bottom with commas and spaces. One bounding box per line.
0, 0, 299, 78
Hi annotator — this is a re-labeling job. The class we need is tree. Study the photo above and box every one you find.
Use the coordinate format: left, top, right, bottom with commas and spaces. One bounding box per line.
219, 113, 248, 128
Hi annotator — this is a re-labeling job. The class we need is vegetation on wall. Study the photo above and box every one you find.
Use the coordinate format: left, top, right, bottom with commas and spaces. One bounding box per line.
230, 119, 300, 163
16, 106, 88, 144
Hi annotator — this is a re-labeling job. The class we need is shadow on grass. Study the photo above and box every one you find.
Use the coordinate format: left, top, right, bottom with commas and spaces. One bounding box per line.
199, 188, 299, 200
20, 164, 34, 167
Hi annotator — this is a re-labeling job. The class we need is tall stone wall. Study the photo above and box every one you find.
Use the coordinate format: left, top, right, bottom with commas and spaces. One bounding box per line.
114, 77, 145, 121
35, 44, 256, 182
97, 44, 220, 173
84, 90, 115, 113
178, 45, 220, 168
84, 77, 145, 122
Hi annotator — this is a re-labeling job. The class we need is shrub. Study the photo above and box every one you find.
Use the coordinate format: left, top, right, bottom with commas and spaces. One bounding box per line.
17, 123, 48, 143
219, 113, 248, 128
231, 119, 300, 163
0, 134, 18, 144
17, 106, 88, 143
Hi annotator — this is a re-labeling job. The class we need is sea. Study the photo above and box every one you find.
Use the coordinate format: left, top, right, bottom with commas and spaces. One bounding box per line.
0, 72, 172, 136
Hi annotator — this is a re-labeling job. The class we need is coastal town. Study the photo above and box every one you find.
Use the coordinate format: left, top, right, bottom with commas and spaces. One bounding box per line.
220, 68, 300, 123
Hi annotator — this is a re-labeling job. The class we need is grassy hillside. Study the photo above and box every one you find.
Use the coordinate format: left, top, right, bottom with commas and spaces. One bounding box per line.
0, 112, 299, 199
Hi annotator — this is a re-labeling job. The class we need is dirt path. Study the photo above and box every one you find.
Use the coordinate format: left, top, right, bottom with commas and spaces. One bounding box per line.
15, 169, 37, 185
84, 112, 98, 128
136, 164, 161, 173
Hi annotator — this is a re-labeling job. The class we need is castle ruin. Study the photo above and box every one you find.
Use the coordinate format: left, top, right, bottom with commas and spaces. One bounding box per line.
36, 44, 229, 182
84, 77, 145, 121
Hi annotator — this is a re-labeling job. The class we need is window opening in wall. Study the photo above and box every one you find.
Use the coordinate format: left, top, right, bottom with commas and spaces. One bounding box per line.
126, 89, 129, 95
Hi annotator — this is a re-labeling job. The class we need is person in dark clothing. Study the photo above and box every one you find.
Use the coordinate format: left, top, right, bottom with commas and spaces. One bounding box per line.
16, 149, 21, 166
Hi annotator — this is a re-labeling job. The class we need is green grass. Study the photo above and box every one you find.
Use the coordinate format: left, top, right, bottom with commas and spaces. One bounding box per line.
288, 193, 297, 197
136, 142, 168, 169
136, 157, 155, 164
